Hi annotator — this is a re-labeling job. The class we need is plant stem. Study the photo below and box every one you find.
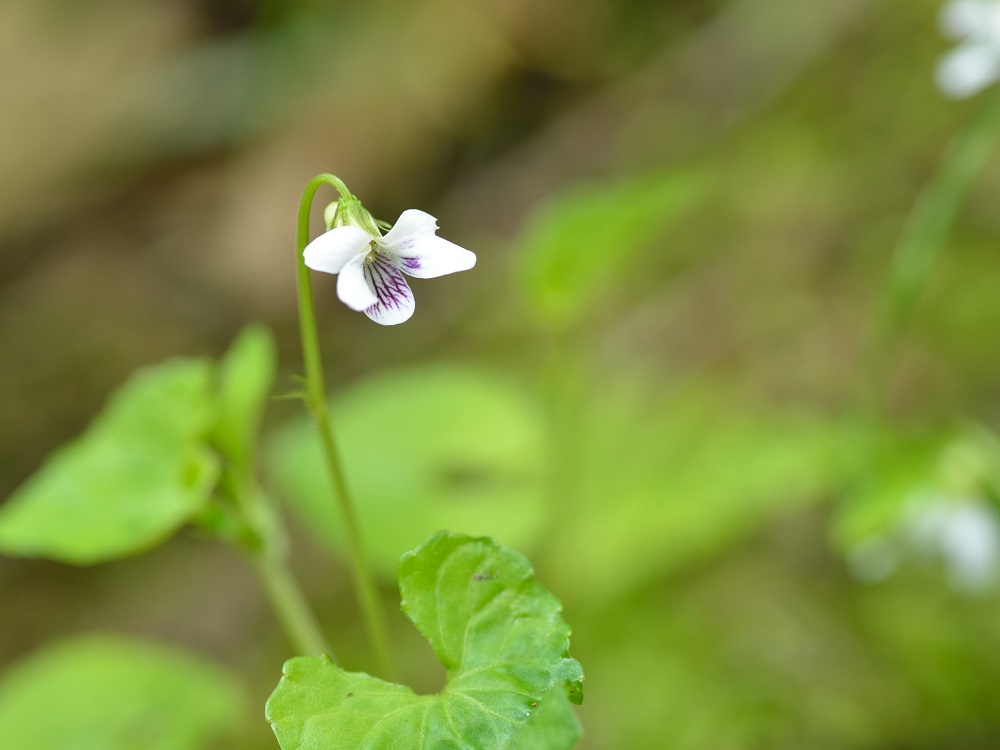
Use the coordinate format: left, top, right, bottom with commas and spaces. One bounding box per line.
228, 470, 333, 658
295, 174, 393, 679
253, 549, 332, 657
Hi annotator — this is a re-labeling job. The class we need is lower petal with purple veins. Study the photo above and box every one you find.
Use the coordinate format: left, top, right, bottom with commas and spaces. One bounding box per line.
363, 254, 415, 325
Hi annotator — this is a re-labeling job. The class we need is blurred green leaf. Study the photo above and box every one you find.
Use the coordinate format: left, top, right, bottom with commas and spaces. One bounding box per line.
831, 433, 945, 550
517, 169, 709, 327
267, 365, 547, 576
878, 87, 1000, 341
546, 382, 841, 600
0, 635, 246, 750
266, 532, 582, 750
0, 360, 218, 563
575, 544, 1000, 750
211, 324, 276, 469
832, 424, 1000, 550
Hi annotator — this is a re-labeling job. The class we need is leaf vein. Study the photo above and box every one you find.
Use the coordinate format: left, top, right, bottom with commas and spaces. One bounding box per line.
452, 691, 521, 727
357, 701, 425, 749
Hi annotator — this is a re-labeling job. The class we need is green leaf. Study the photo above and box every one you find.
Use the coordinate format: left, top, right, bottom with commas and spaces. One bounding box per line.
0, 634, 246, 750
545, 382, 841, 600
211, 324, 277, 468
267, 366, 548, 576
266, 532, 583, 750
507, 686, 582, 750
830, 433, 945, 550
0, 359, 218, 563
517, 169, 709, 327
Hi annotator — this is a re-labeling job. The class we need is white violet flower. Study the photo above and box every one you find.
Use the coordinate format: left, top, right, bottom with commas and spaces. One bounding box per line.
303, 208, 476, 325
936, 0, 1000, 98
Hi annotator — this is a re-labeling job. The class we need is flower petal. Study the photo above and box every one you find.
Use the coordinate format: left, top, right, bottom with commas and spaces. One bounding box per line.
936, 41, 1000, 98
380, 209, 439, 245
363, 254, 415, 325
940, 0, 995, 40
304, 226, 372, 274
337, 253, 378, 311
383, 235, 477, 279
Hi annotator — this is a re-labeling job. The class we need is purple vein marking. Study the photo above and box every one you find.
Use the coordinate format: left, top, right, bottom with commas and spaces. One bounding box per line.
364, 254, 412, 315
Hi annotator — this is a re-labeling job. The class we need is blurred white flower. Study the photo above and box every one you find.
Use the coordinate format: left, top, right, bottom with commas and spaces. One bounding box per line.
936, 0, 1000, 98
904, 495, 1000, 593
304, 209, 476, 325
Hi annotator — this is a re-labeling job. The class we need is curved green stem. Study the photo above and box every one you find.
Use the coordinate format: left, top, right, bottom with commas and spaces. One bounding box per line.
295, 174, 393, 678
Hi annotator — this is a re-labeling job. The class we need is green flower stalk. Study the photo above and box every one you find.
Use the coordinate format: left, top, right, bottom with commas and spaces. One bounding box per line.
294, 174, 391, 677
294, 174, 473, 675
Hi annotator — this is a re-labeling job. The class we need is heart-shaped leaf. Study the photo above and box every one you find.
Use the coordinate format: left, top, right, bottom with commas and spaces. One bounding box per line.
266, 532, 583, 749
517, 168, 709, 327
0, 360, 218, 563
543, 382, 842, 601
506, 685, 582, 750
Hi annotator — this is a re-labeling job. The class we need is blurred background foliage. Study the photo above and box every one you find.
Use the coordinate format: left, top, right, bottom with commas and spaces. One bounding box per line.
3, 0, 1000, 747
